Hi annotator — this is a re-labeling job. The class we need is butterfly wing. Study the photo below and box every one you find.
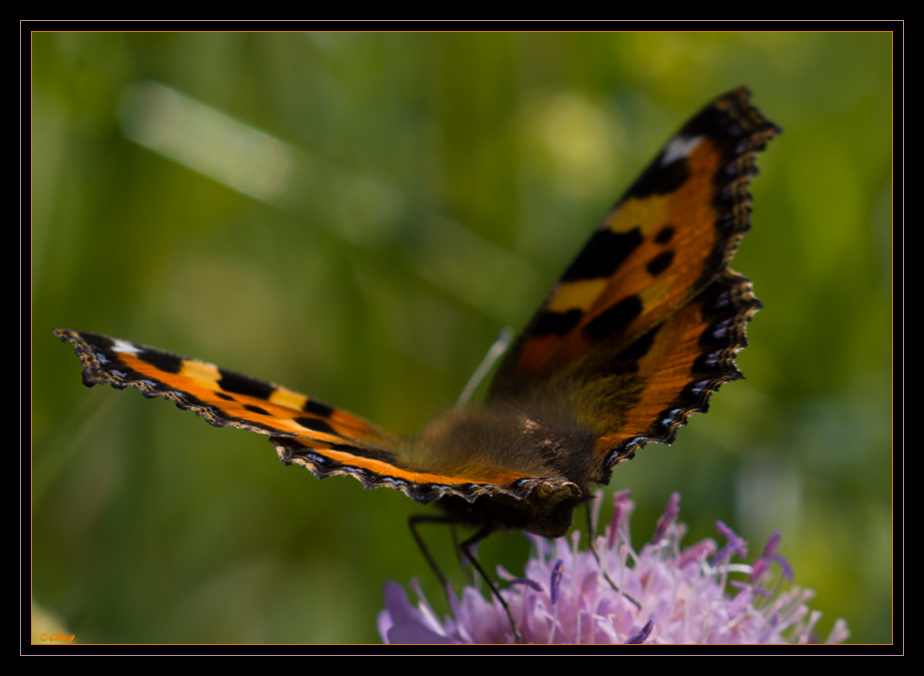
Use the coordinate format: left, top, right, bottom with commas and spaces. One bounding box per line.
489, 87, 778, 477
55, 328, 535, 504
54, 329, 393, 441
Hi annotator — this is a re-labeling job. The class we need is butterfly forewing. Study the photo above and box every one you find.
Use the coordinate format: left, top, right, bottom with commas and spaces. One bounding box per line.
489, 87, 779, 399
53, 328, 398, 449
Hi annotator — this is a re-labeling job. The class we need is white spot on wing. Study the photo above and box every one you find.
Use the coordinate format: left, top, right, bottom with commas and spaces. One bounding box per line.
111, 339, 142, 354
662, 134, 704, 165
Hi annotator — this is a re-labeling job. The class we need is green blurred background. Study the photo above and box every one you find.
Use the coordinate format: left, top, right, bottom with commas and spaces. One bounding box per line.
32, 32, 892, 645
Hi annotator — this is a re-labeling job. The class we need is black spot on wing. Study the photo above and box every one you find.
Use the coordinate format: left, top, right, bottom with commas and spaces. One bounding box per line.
244, 404, 270, 416
293, 416, 338, 436
646, 250, 674, 277
217, 369, 275, 400
619, 325, 658, 364
594, 325, 659, 378
655, 225, 675, 244
533, 308, 583, 337
303, 400, 335, 417
583, 295, 643, 342
629, 156, 691, 198
560, 228, 643, 281
138, 348, 183, 374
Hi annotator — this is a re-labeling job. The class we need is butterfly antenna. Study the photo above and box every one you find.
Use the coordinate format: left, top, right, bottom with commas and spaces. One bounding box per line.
585, 503, 641, 610
456, 327, 515, 407
459, 525, 522, 644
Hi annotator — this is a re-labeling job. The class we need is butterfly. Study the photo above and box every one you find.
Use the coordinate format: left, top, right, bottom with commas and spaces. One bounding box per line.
57, 86, 778, 558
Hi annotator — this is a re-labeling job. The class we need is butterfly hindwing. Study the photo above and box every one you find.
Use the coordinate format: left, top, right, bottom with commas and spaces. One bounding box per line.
583, 269, 761, 471
274, 435, 575, 505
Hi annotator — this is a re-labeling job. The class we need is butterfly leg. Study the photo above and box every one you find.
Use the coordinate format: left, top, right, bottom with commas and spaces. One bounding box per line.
408, 513, 455, 592
407, 514, 495, 601
584, 503, 641, 610
458, 525, 521, 644
408, 515, 522, 643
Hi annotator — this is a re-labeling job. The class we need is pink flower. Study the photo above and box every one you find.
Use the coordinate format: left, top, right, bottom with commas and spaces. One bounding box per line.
378, 491, 850, 644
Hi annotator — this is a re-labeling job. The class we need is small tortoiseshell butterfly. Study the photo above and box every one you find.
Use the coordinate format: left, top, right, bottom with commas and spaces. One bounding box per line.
57, 87, 778, 544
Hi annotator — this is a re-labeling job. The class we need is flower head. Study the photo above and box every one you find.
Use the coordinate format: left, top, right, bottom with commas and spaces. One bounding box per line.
378, 491, 849, 644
